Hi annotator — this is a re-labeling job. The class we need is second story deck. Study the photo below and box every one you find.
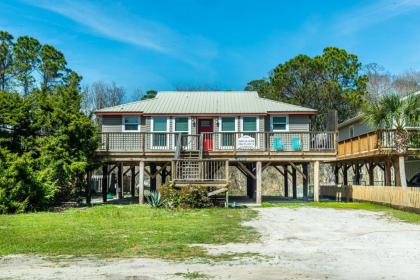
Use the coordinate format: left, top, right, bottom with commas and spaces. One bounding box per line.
337, 129, 420, 160
96, 131, 337, 161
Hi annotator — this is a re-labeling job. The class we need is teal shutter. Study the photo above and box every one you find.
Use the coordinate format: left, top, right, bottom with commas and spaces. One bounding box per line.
153, 117, 167, 131
243, 117, 257, 131
175, 117, 188, 132
221, 117, 235, 131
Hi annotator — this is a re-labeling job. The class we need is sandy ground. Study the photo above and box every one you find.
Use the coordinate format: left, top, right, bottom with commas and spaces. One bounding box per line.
2, 207, 420, 280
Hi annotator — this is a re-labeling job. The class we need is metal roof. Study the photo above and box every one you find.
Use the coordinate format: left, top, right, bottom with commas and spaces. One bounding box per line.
96, 91, 316, 114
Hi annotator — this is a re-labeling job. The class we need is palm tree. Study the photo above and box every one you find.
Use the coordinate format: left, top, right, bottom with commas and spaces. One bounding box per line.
363, 93, 420, 187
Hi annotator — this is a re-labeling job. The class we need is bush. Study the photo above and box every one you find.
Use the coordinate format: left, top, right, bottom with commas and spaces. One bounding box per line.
159, 182, 213, 209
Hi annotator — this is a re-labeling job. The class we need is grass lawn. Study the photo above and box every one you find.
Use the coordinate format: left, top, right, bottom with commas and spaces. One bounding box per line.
261, 201, 420, 224
0, 205, 258, 259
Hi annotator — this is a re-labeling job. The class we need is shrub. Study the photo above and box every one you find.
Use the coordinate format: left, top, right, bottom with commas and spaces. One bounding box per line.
159, 182, 213, 209
146, 191, 165, 208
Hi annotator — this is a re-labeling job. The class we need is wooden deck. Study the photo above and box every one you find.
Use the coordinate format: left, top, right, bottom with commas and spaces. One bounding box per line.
95, 131, 337, 162
336, 129, 420, 161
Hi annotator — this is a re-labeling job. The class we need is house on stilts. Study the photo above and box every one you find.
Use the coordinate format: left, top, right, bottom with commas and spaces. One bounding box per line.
94, 91, 338, 204
333, 113, 420, 187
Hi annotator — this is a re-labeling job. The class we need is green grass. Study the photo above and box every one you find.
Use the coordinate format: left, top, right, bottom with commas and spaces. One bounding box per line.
0, 205, 258, 259
261, 201, 420, 224
174, 271, 210, 279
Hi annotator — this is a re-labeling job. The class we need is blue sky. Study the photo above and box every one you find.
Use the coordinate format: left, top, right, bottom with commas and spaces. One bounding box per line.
1, 0, 420, 99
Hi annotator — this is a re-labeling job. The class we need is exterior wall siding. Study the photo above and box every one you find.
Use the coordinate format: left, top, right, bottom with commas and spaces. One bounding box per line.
338, 120, 374, 141
101, 114, 312, 133
102, 116, 122, 132
288, 115, 310, 131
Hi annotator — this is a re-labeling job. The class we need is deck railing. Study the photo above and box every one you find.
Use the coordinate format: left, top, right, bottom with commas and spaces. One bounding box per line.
97, 131, 336, 153
172, 159, 228, 182
337, 128, 420, 158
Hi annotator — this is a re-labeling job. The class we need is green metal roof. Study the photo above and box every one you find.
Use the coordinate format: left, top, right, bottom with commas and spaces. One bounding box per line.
96, 91, 316, 114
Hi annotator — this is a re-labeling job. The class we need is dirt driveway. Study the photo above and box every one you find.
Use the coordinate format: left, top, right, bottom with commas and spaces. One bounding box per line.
2, 207, 420, 280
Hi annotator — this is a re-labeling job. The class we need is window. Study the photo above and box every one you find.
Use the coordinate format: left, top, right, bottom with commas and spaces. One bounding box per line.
241, 117, 259, 149
123, 116, 140, 132
174, 117, 189, 147
152, 117, 168, 147
220, 117, 236, 147
271, 116, 288, 131
174, 117, 189, 132
242, 117, 257, 131
349, 126, 355, 138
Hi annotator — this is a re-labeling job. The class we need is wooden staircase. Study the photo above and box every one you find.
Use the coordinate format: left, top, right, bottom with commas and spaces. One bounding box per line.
171, 134, 230, 204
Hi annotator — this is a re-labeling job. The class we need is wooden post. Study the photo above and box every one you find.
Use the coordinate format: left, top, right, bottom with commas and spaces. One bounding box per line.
256, 161, 262, 205
150, 163, 157, 191
313, 160, 320, 202
303, 163, 308, 200
384, 160, 392, 186
171, 161, 176, 181
368, 162, 375, 186
117, 162, 123, 199
354, 163, 361, 185
102, 164, 108, 202
334, 165, 339, 185
393, 158, 401, 186
225, 160, 230, 183
284, 164, 289, 198
139, 161, 145, 204
246, 173, 254, 198
130, 166, 136, 197
86, 170, 92, 205
292, 165, 297, 199
161, 165, 167, 185
343, 164, 348, 186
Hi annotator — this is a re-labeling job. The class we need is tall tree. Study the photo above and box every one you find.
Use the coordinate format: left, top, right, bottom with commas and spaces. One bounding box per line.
244, 79, 273, 97
362, 93, 420, 187
39, 44, 68, 88
13, 36, 41, 95
0, 31, 98, 213
248, 47, 367, 129
0, 31, 14, 91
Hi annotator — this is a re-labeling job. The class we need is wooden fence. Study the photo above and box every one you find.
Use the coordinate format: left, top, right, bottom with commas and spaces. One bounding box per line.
320, 185, 420, 211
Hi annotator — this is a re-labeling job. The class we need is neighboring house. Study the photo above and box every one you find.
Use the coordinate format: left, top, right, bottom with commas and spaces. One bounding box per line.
94, 91, 337, 204
335, 108, 420, 186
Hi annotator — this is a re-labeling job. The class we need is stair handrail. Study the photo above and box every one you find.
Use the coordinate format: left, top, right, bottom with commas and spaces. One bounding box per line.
199, 133, 204, 159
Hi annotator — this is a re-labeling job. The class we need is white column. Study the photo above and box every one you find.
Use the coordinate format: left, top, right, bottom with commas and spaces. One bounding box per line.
139, 161, 145, 204
313, 160, 320, 202
256, 161, 262, 205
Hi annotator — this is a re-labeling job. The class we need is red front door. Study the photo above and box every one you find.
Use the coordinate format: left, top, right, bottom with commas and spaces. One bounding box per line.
198, 119, 213, 151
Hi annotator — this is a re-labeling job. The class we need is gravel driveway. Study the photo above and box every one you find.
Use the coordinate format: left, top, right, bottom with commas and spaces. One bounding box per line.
2, 207, 420, 280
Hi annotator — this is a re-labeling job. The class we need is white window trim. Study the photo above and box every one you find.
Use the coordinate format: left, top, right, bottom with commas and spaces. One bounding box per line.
172, 117, 192, 149
122, 116, 140, 132
238, 116, 260, 149
270, 115, 289, 132
150, 116, 170, 149
219, 116, 238, 149
172, 117, 192, 134
240, 116, 259, 132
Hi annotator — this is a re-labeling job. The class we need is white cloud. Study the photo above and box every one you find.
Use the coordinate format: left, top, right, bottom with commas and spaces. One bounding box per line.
22, 0, 218, 67
333, 0, 420, 35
